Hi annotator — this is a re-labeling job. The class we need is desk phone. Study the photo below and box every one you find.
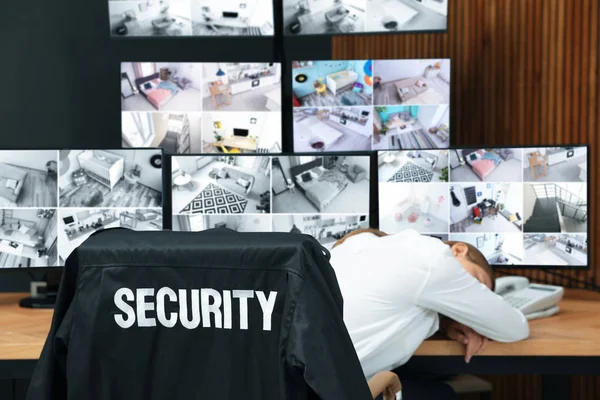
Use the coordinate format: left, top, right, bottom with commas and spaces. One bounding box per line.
495, 276, 564, 320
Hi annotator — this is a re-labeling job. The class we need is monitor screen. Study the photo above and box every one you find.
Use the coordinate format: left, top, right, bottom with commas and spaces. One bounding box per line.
171, 154, 370, 249
109, 0, 275, 37
234, 128, 249, 137
283, 0, 448, 36
120, 62, 282, 155
0, 149, 164, 269
292, 59, 450, 152
377, 146, 589, 268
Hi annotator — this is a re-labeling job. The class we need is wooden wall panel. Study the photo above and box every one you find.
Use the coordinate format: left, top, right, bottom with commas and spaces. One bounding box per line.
332, 0, 598, 399
332, 0, 599, 289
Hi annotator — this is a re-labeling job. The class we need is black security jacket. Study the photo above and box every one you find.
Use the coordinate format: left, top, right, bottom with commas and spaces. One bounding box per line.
26, 228, 372, 399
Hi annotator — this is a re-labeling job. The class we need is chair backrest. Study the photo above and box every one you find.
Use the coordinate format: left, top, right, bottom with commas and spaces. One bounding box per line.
220, 145, 240, 154
30, 229, 373, 399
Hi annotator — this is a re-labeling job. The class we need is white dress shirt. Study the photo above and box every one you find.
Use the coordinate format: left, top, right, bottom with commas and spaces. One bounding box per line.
330, 229, 529, 378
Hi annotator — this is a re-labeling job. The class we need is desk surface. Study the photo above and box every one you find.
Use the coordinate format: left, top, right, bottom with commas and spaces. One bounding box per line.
216, 136, 258, 151
1, 289, 600, 361
203, 18, 249, 29
414, 288, 600, 357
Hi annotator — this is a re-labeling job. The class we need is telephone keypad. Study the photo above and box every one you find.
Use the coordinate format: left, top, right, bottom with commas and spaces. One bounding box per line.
505, 295, 529, 308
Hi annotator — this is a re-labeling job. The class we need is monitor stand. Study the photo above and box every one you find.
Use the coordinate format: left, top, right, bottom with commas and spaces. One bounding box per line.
19, 271, 62, 309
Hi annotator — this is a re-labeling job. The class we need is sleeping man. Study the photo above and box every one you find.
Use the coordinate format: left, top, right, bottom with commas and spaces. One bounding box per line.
329, 228, 530, 399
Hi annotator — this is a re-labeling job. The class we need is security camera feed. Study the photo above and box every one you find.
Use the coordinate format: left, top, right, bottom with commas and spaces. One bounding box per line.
272, 214, 369, 250
522, 234, 587, 267
121, 62, 282, 154
0, 149, 164, 268
292, 59, 450, 152
283, 0, 447, 35
379, 146, 589, 268
171, 154, 370, 249
109, 0, 274, 37
448, 233, 525, 267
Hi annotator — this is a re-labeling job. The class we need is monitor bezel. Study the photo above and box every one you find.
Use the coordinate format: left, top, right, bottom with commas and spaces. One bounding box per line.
0, 147, 166, 272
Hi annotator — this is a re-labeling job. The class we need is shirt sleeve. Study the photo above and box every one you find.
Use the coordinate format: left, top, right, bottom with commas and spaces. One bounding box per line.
26, 252, 79, 400
416, 251, 529, 342
286, 268, 373, 399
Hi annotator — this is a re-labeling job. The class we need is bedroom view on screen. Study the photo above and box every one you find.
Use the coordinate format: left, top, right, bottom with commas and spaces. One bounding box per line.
56, 149, 164, 264
282, 0, 447, 35
450, 148, 524, 182
0, 149, 164, 268
121, 62, 282, 154
292, 59, 450, 152
372, 59, 450, 150
378, 145, 588, 267
271, 155, 370, 214
0, 150, 59, 268
292, 60, 375, 152
109, 0, 274, 37
171, 154, 371, 249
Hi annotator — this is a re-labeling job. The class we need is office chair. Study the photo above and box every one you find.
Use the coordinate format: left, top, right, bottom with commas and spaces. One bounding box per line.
29, 229, 402, 399
219, 144, 241, 153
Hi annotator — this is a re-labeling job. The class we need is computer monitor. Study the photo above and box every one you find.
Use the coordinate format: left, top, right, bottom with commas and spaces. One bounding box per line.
170, 154, 371, 250
377, 146, 589, 268
0, 148, 165, 270
120, 62, 283, 154
234, 128, 249, 137
283, 0, 448, 36
109, 0, 275, 37
291, 59, 451, 152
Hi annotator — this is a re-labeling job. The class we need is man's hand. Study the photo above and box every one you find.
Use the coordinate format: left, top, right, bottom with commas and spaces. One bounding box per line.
382, 374, 402, 400
368, 371, 402, 400
441, 318, 489, 363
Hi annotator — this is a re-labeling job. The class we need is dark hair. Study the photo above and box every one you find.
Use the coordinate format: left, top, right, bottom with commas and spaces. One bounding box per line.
332, 228, 388, 248
444, 240, 495, 291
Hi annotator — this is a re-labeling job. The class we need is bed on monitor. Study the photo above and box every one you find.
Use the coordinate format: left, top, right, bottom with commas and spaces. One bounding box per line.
289, 157, 350, 213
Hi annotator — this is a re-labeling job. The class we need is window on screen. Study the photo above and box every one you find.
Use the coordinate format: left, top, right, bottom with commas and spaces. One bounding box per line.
139, 63, 155, 77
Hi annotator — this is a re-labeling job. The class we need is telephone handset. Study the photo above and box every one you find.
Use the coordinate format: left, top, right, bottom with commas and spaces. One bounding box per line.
495, 276, 564, 320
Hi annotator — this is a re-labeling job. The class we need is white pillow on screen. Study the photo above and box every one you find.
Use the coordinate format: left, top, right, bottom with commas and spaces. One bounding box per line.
140, 81, 155, 94
5, 179, 17, 190
19, 225, 30, 234
237, 178, 249, 188
311, 167, 323, 177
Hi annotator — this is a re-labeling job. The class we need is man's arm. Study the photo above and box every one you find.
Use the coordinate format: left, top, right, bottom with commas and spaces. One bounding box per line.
416, 253, 529, 343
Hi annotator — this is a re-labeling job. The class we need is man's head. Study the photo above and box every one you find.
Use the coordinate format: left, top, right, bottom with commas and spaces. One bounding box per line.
444, 241, 495, 291
332, 229, 495, 291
